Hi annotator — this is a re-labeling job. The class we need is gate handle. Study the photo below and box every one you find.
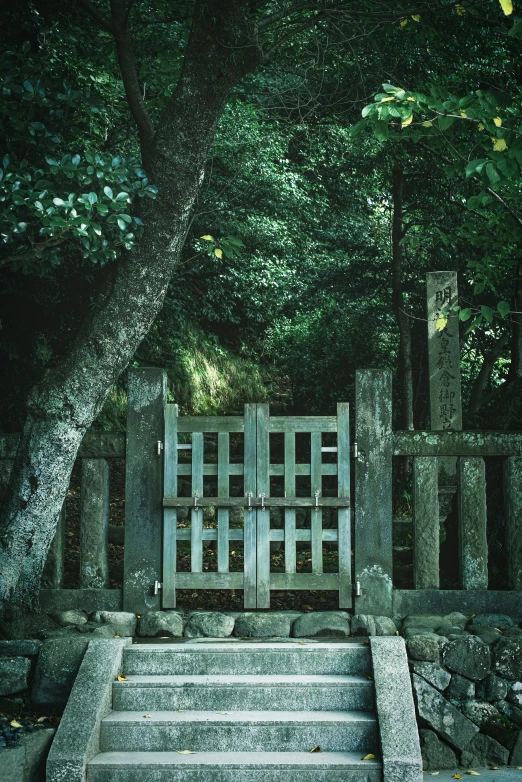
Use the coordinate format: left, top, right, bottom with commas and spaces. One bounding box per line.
260, 493, 266, 511
247, 492, 253, 511
314, 491, 319, 511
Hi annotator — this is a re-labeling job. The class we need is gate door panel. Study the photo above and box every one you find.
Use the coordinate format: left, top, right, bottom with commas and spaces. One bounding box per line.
162, 404, 257, 608
256, 404, 351, 609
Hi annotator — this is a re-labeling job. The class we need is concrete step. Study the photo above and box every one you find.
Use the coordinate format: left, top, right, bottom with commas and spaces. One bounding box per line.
100, 709, 379, 753
123, 642, 371, 677
87, 751, 382, 781
113, 674, 375, 712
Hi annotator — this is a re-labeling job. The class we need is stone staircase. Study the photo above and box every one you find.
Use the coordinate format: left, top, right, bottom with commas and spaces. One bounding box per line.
86, 641, 382, 781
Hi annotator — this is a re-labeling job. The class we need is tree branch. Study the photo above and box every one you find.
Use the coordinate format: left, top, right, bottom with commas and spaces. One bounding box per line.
263, 11, 326, 60
77, 0, 114, 34
469, 330, 510, 414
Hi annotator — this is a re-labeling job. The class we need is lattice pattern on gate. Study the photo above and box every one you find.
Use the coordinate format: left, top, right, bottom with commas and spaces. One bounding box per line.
162, 403, 351, 608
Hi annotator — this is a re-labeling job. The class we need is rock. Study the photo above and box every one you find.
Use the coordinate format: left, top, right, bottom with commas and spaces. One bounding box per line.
511, 731, 522, 766
442, 635, 490, 681
137, 611, 183, 638
21, 728, 56, 781
446, 673, 475, 701
504, 627, 522, 639
234, 612, 294, 638
479, 632, 506, 646
461, 700, 516, 746
461, 733, 509, 768
436, 626, 466, 637
184, 612, 234, 638
293, 612, 350, 638
351, 615, 396, 637
0, 743, 25, 780
48, 609, 88, 627
411, 661, 451, 691
441, 612, 468, 629
477, 673, 508, 702
508, 681, 522, 707
493, 637, 522, 680
468, 613, 514, 631
495, 699, 522, 727
403, 615, 444, 632
375, 616, 397, 636
467, 624, 502, 638
419, 729, 457, 771
1, 614, 57, 641
0, 657, 31, 696
412, 674, 479, 750
97, 611, 137, 637
91, 624, 126, 638
403, 627, 435, 639
37, 627, 81, 640
0, 640, 41, 657
407, 633, 445, 662
32, 637, 89, 708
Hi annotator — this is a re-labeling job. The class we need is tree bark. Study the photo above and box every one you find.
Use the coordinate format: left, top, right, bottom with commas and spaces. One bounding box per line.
508, 263, 522, 382
391, 166, 414, 431
469, 331, 509, 415
0, 0, 262, 618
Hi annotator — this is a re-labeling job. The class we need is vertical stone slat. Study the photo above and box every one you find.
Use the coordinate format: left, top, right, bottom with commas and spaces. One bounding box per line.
413, 456, 439, 589
354, 370, 393, 616
123, 367, 167, 613
79, 459, 109, 588
243, 404, 258, 608
458, 456, 488, 589
42, 501, 66, 589
504, 456, 522, 590
162, 403, 178, 608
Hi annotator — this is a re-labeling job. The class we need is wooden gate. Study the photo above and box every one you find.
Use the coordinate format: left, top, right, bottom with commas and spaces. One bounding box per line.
162, 403, 352, 608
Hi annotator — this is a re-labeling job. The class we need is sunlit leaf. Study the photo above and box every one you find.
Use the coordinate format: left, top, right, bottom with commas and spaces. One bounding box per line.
499, 0, 513, 15
456, 4, 466, 14
400, 17, 408, 26
493, 117, 502, 127
215, 248, 223, 259
362, 754, 375, 760
492, 138, 507, 151
411, 14, 421, 21
498, 301, 510, 317
422, 121, 433, 127
309, 746, 321, 753
436, 314, 448, 331
117, 674, 128, 681
401, 114, 413, 128
200, 234, 214, 241
478, 122, 485, 131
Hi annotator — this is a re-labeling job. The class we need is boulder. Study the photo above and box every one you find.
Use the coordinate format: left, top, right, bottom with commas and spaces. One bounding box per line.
441, 612, 468, 629
2, 614, 57, 641
402, 615, 444, 632
0, 640, 41, 657
403, 627, 435, 639
32, 637, 89, 708
461, 700, 515, 746
0, 744, 25, 780
407, 633, 445, 662
412, 674, 479, 750
0, 657, 31, 696
293, 612, 350, 638
461, 699, 501, 727
137, 611, 183, 638
419, 729, 457, 771
37, 628, 81, 641
468, 613, 514, 631
461, 733, 509, 768
493, 637, 522, 680
410, 661, 451, 691
234, 612, 294, 638
436, 626, 466, 637
446, 673, 475, 702
48, 610, 88, 627
467, 624, 502, 638
351, 615, 396, 637
477, 673, 508, 702
442, 635, 490, 681
184, 612, 234, 638
508, 681, 522, 708
511, 731, 522, 766
19, 728, 55, 781
97, 611, 137, 637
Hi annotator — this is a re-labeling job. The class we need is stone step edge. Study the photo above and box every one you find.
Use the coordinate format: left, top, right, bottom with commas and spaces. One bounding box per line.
113, 674, 372, 687
102, 709, 377, 724
125, 642, 368, 651
88, 750, 382, 769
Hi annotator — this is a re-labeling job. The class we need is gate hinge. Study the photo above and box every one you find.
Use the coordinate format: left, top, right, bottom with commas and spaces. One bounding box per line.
153, 580, 163, 595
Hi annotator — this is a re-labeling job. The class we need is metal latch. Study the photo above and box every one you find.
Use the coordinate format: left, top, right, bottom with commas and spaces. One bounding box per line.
156, 441, 164, 456
153, 580, 163, 595
355, 581, 362, 597
352, 442, 359, 459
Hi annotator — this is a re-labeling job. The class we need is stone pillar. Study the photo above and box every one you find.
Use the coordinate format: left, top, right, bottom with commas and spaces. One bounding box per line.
413, 456, 439, 589
355, 370, 393, 616
458, 457, 488, 589
80, 459, 109, 588
427, 271, 463, 537
42, 502, 66, 589
123, 367, 167, 613
504, 456, 522, 590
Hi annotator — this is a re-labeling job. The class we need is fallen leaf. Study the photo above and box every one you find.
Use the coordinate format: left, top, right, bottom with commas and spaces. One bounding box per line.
143, 714, 152, 718
431, 773, 440, 777
9, 720, 22, 728
177, 709, 185, 712
298, 642, 306, 645
364, 672, 373, 680
218, 712, 232, 715
453, 776, 463, 780
309, 746, 321, 753
175, 750, 196, 754
490, 767, 499, 770
113, 635, 121, 638
362, 754, 375, 761
37, 717, 48, 723
465, 773, 480, 776
117, 675, 128, 681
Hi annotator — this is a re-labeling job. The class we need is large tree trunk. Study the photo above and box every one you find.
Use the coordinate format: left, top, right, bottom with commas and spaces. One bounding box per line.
391, 166, 414, 431
0, 0, 261, 618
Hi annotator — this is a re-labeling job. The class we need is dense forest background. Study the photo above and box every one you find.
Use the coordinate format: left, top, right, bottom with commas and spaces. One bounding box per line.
2, 0, 522, 433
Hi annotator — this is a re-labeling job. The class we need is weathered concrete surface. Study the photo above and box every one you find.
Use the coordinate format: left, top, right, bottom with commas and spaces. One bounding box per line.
370, 636, 423, 782
123, 367, 166, 613
355, 370, 393, 617
39, 589, 122, 614
80, 458, 109, 589
46, 639, 130, 782
413, 456, 439, 589
393, 590, 522, 622
412, 674, 479, 750
32, 638, 90, 709
458, 457, 488, 589
504, 456, 522, 590
0, 657, 31, 696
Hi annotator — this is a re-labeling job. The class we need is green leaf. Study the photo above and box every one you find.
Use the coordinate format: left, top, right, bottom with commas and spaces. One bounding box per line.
438, 115, 455, 131
459, 308, 472, 321
481, 305, 494, 323
115, 192, 129, 201
87, 192, 98, 205
72, 154, 81, 166
486, 162, 500, 184
23, 81, 34, 93
117, 216, 127, 230
53, 198, 66, 206
382, 83, 401, 94
103, 186, 113, 199
373, 121, 389, 141
498, 300, 510, 317
465, 159, 487, 177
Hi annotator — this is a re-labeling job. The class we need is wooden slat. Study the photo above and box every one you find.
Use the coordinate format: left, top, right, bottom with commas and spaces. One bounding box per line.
175, 572, 244, 589
284, 432, 296, 575
191, 432, 204, 573
163, 404, 178, 607
217, 433, 230, 574
337, 402, 351, 608
256, 404, 270, 608
269, 529, 338, 542
270, 573, 339, 590
164, 497, 351, 508
310, 432, 323, 576
269, 416, 337, 433
177, 464, 244, 476
178, 416, 244, 433
176, 529, 244, 541
393, 430, 522, 457
270, 464, 337, 476
243, 404, 257, 608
